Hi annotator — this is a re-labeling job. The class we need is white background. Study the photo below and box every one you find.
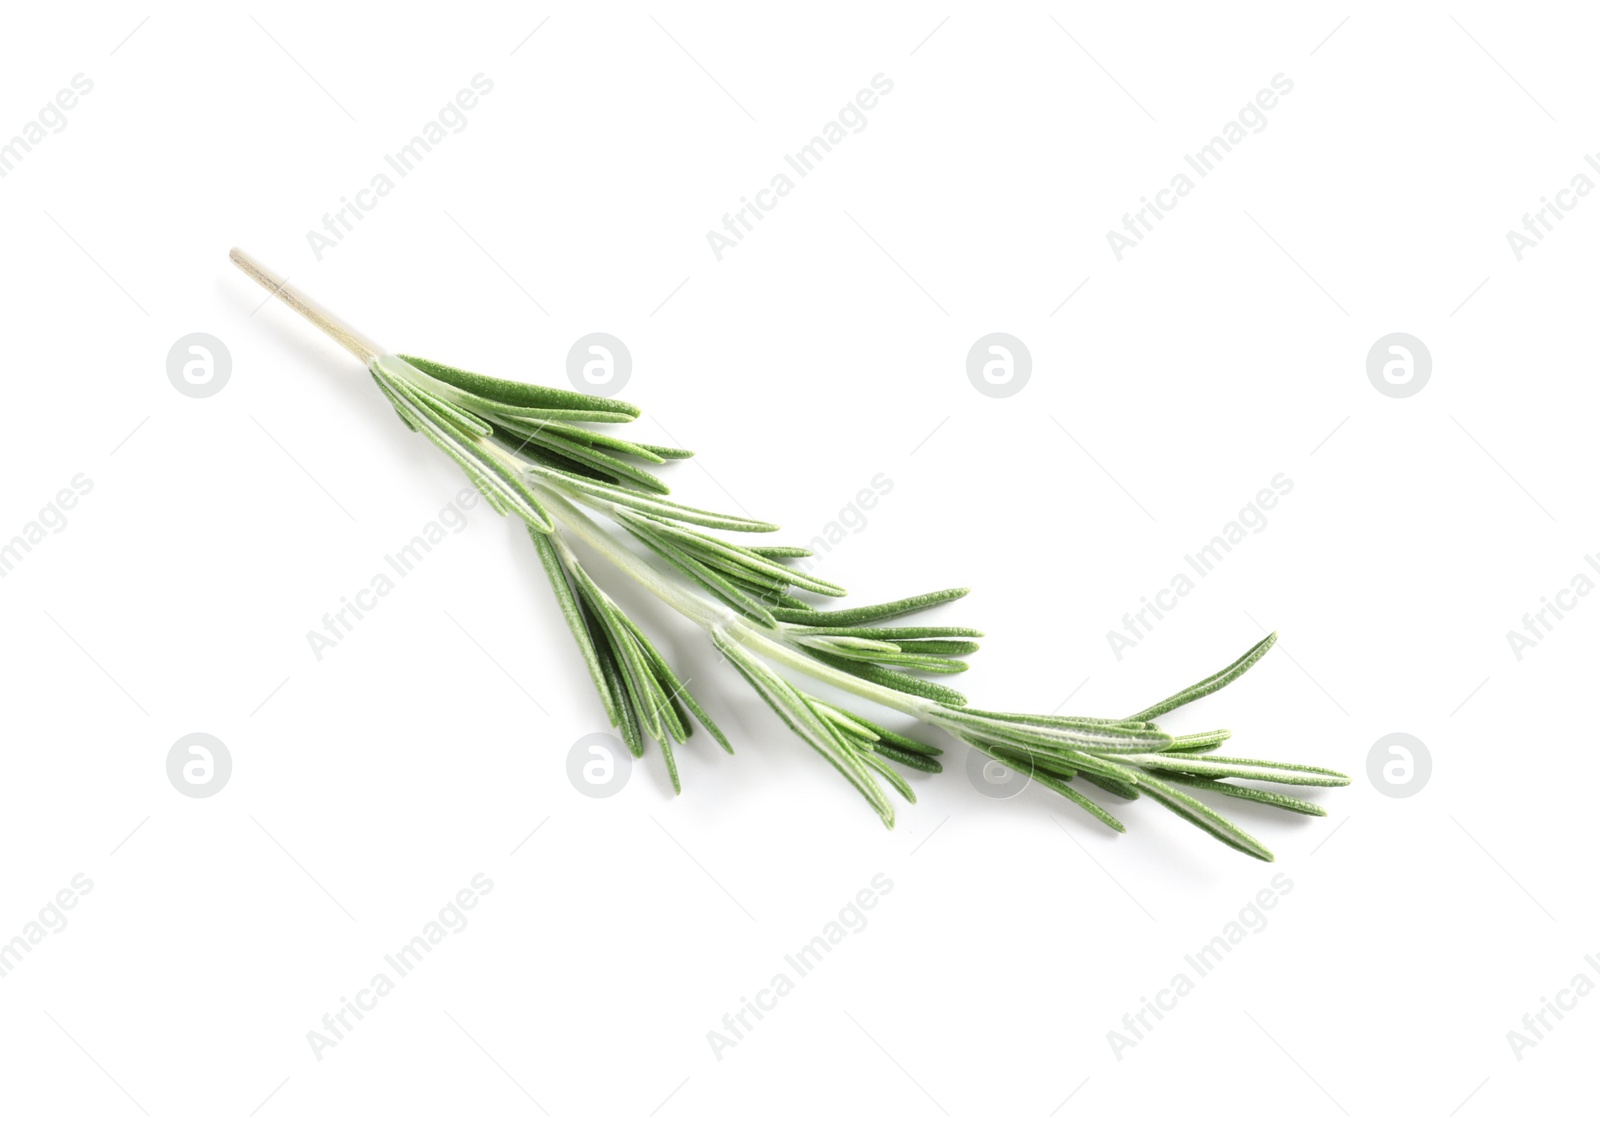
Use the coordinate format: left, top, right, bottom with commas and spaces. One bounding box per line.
1, 2, 1593, 1126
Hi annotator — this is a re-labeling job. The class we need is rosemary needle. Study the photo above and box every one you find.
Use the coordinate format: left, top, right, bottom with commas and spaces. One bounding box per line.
231, 248, 1349, 861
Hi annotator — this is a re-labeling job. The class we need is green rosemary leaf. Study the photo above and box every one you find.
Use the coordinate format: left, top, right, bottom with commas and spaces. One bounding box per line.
808, 701, 882, 743
517, 428, 672, 495
800, 635, 904, 660
976, 738, 1136, 785
957, 709, 1074, 726
390, 386, 547, 524
491, 406, 639, 424
772, 587, 971, 627
1111, 754, 1347, 789
591, 609, 643, 757
529, 530, 618, 726
1165, 729, 1233, 750
712, 628, 894, 827
527, 466, 779, 532
629, 622, 734, 755
661, 691, 695, 745
721, 573, 793, 605
664, 537, 808, 594
581, 595, 656, 741
675, 549, 791, 595
375, 371, 554, 532
960, 709, 1129, 727
474, 445, 557, 532
1163, 777, 1327, 816
812, 709, 901, 818
416, 390, 494, 438
1125, 631, 1278, 722
376, 363, 494, 437
1151, 753, 1351, 787
785, 625, 983, 640
612, 630, 675, 747
476, 482, 511, 517
804, 653, 968, 707
1079, 772, 1143, 800
399, 354, 641, 418
626, 513, 847, 597
1132, 771, 1275, 861
982, 743, 1080, 780
640, 646, 691, 745
982, 747, 1125, 832
638, 443, 694, 460
804, 700, 942, 783
870, 729, 943, 761
616, 512, 780, 628
880, 640, 981, 656
484, 415, 621, 478
659, 738, 682, 794
384, 354, 629, 427
816, 703, 943, 759
858, 745, 917, 803
931, 707, 1171, 754
397, 384, 489, 449
563, 557, 671, 746
370, 372, 420, 431
869, 743, 943, 775
747, 546, 813, 559
511, 419, 670, 463
599, 604, 679, 747
875, 655, 969, 675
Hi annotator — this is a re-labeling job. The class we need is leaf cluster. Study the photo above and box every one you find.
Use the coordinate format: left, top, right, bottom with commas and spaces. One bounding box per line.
366, 351, 1348, 859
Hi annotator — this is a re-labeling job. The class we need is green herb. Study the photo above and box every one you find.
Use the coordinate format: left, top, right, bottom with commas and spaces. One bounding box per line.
232, 248, 1349, 861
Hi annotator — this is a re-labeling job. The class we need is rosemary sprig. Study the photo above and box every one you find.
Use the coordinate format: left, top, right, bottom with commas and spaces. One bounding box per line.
231, 249, 1350, 861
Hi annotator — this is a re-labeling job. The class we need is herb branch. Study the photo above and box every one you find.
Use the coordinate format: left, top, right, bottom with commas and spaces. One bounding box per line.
232, 248, 1348, 861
